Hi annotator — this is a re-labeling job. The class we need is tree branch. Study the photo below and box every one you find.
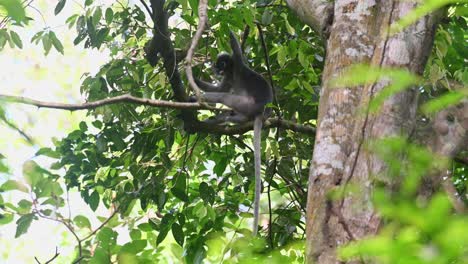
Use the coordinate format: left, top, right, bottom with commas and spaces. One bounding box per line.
146, 0, 198, 130
285, 0, 334, 37
1, 94, 315, 135
185, 0, 208, 101
193, 117, 315, 135
34, 247, 59, 264
139, 0, 153, 18
80, 207, 118, 242
0, 94, 202, 111
0, 115, 35, 144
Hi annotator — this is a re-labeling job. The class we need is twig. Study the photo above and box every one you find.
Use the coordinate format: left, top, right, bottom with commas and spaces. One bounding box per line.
80, 208, 118, 242
185, 0, 208, 101
42, 247, 60, 264
0, 115, 34, 144
139, 0, 153, 18
71, 257, 84, 264
256, 23, 278, 109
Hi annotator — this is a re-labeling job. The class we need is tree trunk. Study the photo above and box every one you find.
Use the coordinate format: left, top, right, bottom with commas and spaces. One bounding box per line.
291, 1, 442, 263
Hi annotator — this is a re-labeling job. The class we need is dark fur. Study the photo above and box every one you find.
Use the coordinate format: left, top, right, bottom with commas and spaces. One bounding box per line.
193, 31, 272, 235
194, 31, 273, 123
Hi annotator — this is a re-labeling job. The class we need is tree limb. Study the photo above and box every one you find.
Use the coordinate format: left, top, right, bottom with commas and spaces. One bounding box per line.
1, 94, 315, 135
185, 0, 208, 101
0, 94, 202, 111
146, 0, 198, 131
285, 0, 334, 37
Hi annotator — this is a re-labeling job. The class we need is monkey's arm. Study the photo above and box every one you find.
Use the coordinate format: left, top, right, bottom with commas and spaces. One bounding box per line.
229, 31, 244, 65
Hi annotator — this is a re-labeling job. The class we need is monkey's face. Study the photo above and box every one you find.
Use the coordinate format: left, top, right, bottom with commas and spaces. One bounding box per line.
213, 53, 233, 76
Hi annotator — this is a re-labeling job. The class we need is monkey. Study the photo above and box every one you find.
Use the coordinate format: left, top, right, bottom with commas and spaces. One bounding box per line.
192, 31, 273, 235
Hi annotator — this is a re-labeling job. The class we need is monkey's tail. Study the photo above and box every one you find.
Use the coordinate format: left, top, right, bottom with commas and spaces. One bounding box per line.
253, 115, 263, 236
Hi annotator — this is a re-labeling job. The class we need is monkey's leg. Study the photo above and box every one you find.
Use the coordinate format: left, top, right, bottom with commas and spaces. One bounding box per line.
194, 77, 226, 92
201, 111, 249, 125
202, 93, 261, 117
201, 111, 235, 125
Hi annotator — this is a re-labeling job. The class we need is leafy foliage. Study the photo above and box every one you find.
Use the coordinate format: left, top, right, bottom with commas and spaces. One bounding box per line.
1, 0, 319, 262
340, 138, 468, 263
0, 0, 466, 263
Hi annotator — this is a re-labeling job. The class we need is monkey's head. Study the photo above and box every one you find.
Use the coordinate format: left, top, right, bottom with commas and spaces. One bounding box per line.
213, 53, 233, 76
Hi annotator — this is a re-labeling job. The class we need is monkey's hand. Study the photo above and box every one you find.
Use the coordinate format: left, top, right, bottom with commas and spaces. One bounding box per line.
188, 95, 198, 103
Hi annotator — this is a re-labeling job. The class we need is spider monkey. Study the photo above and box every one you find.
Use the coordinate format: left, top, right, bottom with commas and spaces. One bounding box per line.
193, 31, 273, 235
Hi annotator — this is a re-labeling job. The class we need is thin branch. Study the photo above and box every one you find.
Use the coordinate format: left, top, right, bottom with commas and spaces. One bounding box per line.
139, 0, 153, 18
80, 208, 118, 242
195, 117, 315, 135
33, 203, 82, 258
37, 247, 60, 264
0, 94, 202, 111
256, 23, 275, 103
185, 0, 208, 101
0, 115, 35, 144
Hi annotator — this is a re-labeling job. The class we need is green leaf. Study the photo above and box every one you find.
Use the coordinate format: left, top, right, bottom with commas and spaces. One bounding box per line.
95, 166, 110, 182
213, 157, 227, 175
137, 223, 153, 232
89, 247, 109, 264
54, 0, 66, 15
156, 214, 174, 244
31, 30, 44, 44
49, 31, 64, 54
42, 33, 52, 55
105, 8, 113, 24
171, 174, 188, 202
117, 252, 138, 263
96, 227, 117, 249
282, 14, 296, 35
22, 160, 44, 187
65, 14, 79, 28
277, 46, 286, 67
171, 223, 184, 246
17, 199, 32, 214
15, 213, 34, 238
0, 29, 10, 49
0, 0, 26, 24
188, 0, 198, 13
298, 50, 308, 68
0, 180, 28, 193
422, 91, 465, 114
120, 240, 147, 254
0, 213, 14, 225
74, 215, 91, 229
35, 147, 60, 159
93, 6, 102, 25
88, 191, 100, 211
199, 182, 215, 205
9, 30, 22, 48
129, 229, 141, 240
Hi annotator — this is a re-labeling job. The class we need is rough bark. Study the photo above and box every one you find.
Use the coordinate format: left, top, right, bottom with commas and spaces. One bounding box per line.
287, 1, 443, 263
